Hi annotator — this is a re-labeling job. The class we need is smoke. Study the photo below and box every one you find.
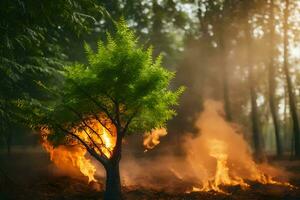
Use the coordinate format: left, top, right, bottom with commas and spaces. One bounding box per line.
43, 99, 289, 191
92, 99, 288, 191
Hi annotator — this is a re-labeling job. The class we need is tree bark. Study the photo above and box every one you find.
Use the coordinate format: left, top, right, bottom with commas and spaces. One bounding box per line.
5, 132, 11, 156
219, 0, 232, 121
268, 0, 282, 156
245, 2, 262, 159
104, 160, 122, 200
283, 0, 300, 157
103, 125, 123, 200
222, 65, 232, 121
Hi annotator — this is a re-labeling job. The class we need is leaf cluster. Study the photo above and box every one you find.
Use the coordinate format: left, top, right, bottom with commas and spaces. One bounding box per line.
48, 20, 184, 141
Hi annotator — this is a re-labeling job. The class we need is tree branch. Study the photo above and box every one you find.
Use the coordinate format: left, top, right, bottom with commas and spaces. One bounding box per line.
69, 79, 116, 124
56, 124, 108, 166
115, 101, 120, 127
80, 125, 103, 155
65, 105, 113, 158
122, 106, 140, 136
65, 106, 103, 142
91, 112, 113, 135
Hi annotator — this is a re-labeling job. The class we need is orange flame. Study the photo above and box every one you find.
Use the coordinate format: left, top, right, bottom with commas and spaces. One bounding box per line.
184, 100, 292, 193
41, 115, 116, 183
143, 128, 167, 151
42, 138, 97, 183
196, 139, 248, 193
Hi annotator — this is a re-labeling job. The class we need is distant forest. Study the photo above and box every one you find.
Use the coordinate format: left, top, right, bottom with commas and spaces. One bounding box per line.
1, 0, 300, 158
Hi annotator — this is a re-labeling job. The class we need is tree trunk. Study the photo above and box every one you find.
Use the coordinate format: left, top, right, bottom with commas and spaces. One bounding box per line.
104, 160, 122, 200
269, 93, 282, 156
245, 2, 262, 159
218, 3, 232, 122
6, 133, 11, 156
283, 86, 290, 154
283, 0, 300, 157
222, 66, 232, 121
2, 119, 12, 156
268, 0, 282, 156
104, 124, 123, 200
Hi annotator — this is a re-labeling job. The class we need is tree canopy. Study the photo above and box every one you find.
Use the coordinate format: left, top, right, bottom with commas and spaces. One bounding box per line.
44, 20, 184, 151
0, 0, 107, 149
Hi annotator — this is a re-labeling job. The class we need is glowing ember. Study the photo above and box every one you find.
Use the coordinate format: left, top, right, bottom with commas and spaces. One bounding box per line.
41, 115, 116, 183
143, 128, 167, 151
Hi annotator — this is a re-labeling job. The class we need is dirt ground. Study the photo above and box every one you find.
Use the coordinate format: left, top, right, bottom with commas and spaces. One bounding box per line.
1, 149, 300, 200
1, 176, 300, 200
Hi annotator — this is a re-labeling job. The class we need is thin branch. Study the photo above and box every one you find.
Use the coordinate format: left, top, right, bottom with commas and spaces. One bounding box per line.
115, 101, 120, 127
91, 112, 113, 135
65, 105, 114, 157
80, 124, 103, 155
56, 124, 108, 166
73, 12, 97, 23
65, 105, 104, 143
122, 106, 140, 136
69, 79, 116, 124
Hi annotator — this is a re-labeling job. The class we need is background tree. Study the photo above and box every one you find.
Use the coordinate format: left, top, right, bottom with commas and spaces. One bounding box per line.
244, 0, 263, 159
0, 0, 106, 153
170, 0, 300, 158
268, 0, 282, 156
283, 0, 300, 157
42, 21, 183, 200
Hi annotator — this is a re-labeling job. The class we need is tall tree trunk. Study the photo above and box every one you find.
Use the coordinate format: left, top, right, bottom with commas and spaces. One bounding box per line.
268, 0, 282, 156
283, 0, 300, 157
5, 132, 11, 156
283, 85, 290, 154
219, 0, 232, 121
245, 3, 262, 159
104, 160, 122, 200
222, 63, 232, 121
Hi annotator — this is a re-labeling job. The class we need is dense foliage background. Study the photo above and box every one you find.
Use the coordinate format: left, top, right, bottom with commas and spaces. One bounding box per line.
1, 0, 300, 158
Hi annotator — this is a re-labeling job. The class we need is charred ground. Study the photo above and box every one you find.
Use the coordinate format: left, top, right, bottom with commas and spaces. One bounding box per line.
1, 150, 300, 200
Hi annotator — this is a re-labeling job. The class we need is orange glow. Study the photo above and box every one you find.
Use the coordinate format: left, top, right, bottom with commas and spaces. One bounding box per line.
41, 115, 116, 183
185, 100, 292, 193
187, 137, 291, 193
143, 128, 167, 151
42, 137, 97, 183
194, 139, 248, 193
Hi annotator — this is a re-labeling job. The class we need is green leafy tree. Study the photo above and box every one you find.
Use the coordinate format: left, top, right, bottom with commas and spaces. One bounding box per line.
43, 21, 184, 200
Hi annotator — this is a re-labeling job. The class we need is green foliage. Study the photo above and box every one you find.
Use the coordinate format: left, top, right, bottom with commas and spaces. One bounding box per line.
0, 0, 106, 139
97, 0, 198, 66
49, 20, 184, 137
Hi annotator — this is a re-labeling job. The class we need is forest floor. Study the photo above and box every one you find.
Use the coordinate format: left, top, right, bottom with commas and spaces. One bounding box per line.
2, 177, 300, 200
1, 148, 300, 200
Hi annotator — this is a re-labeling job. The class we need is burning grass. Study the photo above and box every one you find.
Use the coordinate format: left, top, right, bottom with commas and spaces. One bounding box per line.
29, 99, 300, 200
41, 114, 117, 183
1, 175, 299, 200
39, 100, 295, 194
1, 148, 300, 200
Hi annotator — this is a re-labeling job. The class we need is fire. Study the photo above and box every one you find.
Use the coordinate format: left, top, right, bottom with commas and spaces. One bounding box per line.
143, 128, 167, 151
184, 100, 292, 193
195, 139, 249, 193
39, 101, 293, 192
41, 115, 116, 183
189, 137, 291, 193
42, 138, 97, 183
72, 117, 116, 159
